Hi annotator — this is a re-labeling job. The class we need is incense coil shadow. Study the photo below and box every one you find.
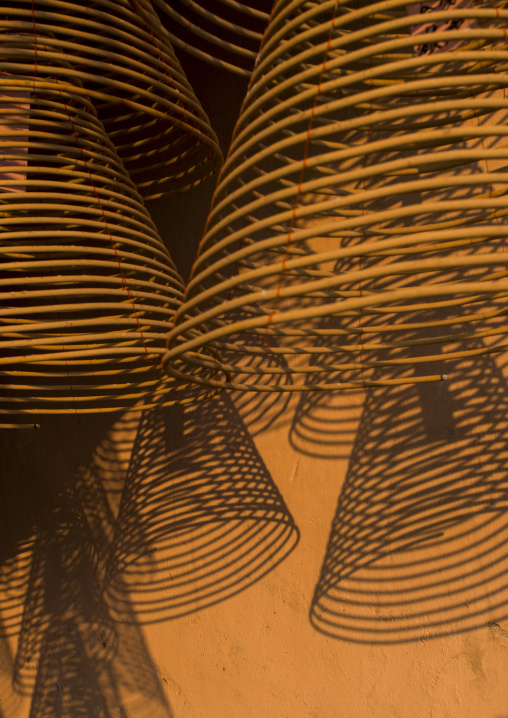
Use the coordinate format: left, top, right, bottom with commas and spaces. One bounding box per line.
289, 384, 365, 460
25, 599, 173, 718
310, 349, 508, 643
0, 633, 21, 718
232, 378, 292, 436
289, 315, 366, 460
288, 190, 508, 456
0, 414, 173, 717
0, 416, 113, 642
223, 333, 294, 435
104, 393, 299, 623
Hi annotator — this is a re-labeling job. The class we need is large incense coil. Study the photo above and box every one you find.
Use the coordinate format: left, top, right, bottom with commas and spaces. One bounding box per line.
163, 0, 508, 393
0, 63, 215, 414
7, 0, 222, 198
152, 0, 273, 77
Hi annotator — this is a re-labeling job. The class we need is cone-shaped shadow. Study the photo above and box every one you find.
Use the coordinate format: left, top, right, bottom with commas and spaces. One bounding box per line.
25, 596, 173, 718
311, 350, 508, 643
0, 415, 116, 640
221, 332, 294, 436
105, 394, 299, 623
0, 631, 21, 718
289, 383, 364, 460
0, 415, 173, 717
289, 315, 366, 459
13, 483, 118, 698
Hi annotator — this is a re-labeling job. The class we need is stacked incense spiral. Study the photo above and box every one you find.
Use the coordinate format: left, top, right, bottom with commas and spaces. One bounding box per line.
152, 0, 273, 77
163, 0, 508, 393
3, 0, 222, 198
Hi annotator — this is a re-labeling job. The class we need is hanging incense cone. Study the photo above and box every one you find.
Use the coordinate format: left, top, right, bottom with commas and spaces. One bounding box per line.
151, 0, 272, 77
0, 54, 217, 414
163, 0, 508, 393
3, 0, 222, 198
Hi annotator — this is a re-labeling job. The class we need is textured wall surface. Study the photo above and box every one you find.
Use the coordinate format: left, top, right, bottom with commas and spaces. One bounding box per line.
3, 361, 508, 717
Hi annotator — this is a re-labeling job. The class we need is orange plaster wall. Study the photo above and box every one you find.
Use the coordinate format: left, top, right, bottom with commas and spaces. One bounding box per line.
139, 381, 508, 718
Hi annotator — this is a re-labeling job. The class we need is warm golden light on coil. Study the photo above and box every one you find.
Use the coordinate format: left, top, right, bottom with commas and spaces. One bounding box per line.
4, 0, 222, 198
163, 0, 508, 393
0, 53, 216, 414
152, 0, 273, 77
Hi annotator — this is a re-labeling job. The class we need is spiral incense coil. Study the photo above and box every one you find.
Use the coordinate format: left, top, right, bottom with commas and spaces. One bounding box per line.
0, 64, 216, 415
152, 0, 273, 77
6, 0, 222, 199
163, 0, 508, 393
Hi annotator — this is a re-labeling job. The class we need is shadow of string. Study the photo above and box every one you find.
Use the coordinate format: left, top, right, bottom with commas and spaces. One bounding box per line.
0, 413, 174, 718
104, 392, 299, 624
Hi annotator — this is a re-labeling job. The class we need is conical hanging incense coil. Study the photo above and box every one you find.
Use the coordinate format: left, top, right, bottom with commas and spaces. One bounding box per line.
0, 60, 216, 414
6, 0, 222, 198
151, 0, 273, 77
163, 0, 508, 393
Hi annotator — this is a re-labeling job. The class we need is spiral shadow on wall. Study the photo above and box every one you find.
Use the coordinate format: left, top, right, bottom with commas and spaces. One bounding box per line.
221, 331, 294, 436
0, 414, 174, 718
0, 632, 19, 718
288, 314, 366, 460
104, 393, 299, 624
310, 348, 508, 643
